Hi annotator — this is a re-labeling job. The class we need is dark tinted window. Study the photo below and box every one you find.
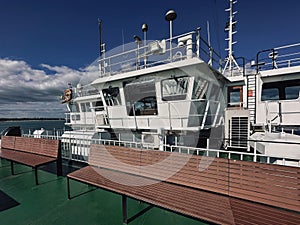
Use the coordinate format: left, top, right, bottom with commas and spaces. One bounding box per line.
228, 86, 242, 107
285, 86, 300, 100
262, 88, 279, 101
261, 79, 300, 101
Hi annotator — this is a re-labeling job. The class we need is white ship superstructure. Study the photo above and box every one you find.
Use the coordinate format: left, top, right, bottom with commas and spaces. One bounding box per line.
61, 3, 300, 166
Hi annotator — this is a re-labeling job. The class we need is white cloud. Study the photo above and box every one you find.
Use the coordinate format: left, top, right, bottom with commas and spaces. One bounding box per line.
0, 58, 95, 118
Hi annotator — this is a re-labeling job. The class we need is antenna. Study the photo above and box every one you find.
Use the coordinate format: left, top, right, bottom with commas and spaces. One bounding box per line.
165, 10, 177, 61
122, 29, 125, 52
98, 19, 104, 75
98, 19, 103, 58
207, 21, 213, 66
142, 23, 148, 67
142, 23, 148, 45
223, 0, 242, 76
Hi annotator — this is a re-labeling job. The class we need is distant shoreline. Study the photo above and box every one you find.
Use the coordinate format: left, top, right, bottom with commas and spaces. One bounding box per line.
0, 118, 65, 122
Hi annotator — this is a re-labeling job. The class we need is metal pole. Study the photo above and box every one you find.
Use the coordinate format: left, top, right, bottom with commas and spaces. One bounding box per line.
254, 141, 257, 162
196, 27, 201, 58
144, 31, 147, 67
169, 20, 173, 62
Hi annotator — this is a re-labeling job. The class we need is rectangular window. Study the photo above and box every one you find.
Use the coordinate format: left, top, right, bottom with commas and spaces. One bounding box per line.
261, 79, 300, 101
86, 103, 91, 112
124, 79, 158, 116
228, 86, 243, 107
285, 86, 300, 100
69, 102, 80, 112
192, 79, 208, 99
80, 103, 91, 112
161, 76, 189, 101
92, 101, 104, 111
71, 114, 80, 121
80, 103, 86, 112
261, 88, 279, 101
102, 87, 121, 106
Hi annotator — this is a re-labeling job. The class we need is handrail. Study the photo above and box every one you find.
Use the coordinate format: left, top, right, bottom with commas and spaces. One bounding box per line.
255, 42, 300, 72
97, 29, 223, 77
23, 134, 300, 167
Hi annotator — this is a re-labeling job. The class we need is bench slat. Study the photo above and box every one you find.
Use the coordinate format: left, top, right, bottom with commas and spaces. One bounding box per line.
89, 145, 230, 194
87, 144, 300, 212
1, 149, 56, 167
68, 144, 300, 224
1, 136, 62, 185
68, 166, 235, 225
68, 165, 300, 225
1, 136, 16, 149
14, 137, 59, 158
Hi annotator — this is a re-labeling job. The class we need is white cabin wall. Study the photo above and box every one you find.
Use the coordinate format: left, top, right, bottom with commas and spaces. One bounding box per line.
256, 73, 300, 126
255, 74, 263, 125
242, 82, 248, 108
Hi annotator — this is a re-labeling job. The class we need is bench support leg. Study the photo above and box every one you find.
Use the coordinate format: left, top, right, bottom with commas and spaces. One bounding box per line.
67, 177, 71, 200
122, 195, 128, 224
34, 167, 39, 185
57, 146, 63, 177
10, 161, 14, 175
122, 195, 153, 224
56, 158, 62, 177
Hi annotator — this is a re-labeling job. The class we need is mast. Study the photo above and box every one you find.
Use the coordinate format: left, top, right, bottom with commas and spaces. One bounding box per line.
223, 0, 242, 76
98, 19, 105, 75
98, 19, 103, 57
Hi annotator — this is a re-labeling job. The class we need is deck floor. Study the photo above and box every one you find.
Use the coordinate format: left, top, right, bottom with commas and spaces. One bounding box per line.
0, 159, 206, 225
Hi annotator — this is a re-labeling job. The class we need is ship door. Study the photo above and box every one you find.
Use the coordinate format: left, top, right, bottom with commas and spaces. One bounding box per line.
228, 86, 243, 107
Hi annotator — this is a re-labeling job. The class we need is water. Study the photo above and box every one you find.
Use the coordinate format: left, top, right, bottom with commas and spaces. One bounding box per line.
0, 119, 70, 136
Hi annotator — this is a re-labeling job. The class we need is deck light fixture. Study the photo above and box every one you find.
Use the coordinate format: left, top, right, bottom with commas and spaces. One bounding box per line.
134, 35, 142, 68
133, 35, 142, 44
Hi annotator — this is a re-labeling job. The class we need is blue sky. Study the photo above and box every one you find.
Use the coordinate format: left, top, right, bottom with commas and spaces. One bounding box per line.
0, 0, 299, 118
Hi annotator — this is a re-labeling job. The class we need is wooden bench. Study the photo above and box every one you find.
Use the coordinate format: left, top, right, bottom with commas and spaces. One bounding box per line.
67, 144, 300, 225
0, 136, 62, 185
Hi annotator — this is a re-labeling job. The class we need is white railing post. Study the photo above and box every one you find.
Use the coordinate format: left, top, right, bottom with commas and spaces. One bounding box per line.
254, 141, 257, 162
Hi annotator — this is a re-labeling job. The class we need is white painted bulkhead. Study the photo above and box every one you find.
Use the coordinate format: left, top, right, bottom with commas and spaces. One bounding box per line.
91, 58, 226, 132
255, 67, 300, 127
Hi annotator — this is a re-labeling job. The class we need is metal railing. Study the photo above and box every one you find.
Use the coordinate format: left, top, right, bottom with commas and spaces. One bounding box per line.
23, 134, 300, 167
255, 43, 300, 72
98, 29, 223, 77
65, 98, 222, 131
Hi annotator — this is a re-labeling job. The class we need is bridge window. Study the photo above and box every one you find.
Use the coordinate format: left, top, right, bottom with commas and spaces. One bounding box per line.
102, 87, 121, 106
69, 102, 80, 112
71, 114, 80, 120
162, 76, 189, 101
80, 103, 91, 112
124, 79, 158, 116
131, 96, 157, 116
92, 100, 104, 111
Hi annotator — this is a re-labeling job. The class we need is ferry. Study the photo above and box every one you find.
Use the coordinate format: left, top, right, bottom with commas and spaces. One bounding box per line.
60, 2, 300, 167
1, 1, 300, 225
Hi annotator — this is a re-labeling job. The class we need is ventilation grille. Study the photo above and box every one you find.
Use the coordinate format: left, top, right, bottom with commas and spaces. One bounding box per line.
230, 117, 249, 147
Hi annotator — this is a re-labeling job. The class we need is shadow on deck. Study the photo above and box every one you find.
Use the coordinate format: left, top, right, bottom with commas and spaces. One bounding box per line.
0, 159, 206, 225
